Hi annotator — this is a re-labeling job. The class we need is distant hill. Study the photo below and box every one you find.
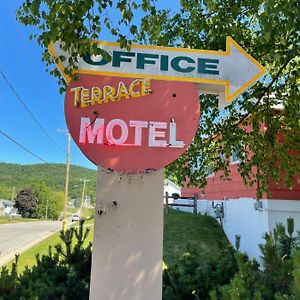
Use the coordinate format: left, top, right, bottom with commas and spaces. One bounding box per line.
0, 163, 97, 201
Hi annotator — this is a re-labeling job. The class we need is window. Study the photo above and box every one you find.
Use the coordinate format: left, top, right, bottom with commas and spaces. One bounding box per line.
191, 156, 214, 177
231, 148, 241, 164
205, 165, 214, 177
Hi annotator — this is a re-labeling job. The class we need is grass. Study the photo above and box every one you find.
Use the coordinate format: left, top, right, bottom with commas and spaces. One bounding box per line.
0, 216, 39, 225
5, 224, 94, 273
81, 207, 94, 219
4, 210, 229, 272
163, 209, 230, 265
83, 217, 94, 225
67, 207, 94, 219
66, 207, 78, 215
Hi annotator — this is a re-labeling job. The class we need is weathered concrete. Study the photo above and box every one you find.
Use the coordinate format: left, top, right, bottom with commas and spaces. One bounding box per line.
90, 169, 164, 300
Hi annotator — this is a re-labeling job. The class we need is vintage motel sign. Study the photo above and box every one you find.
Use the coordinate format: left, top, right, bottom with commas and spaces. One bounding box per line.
64, 74, 200, 172
50, 37, 266, 172
49, 37, 266, 103
49, 38, 267, 300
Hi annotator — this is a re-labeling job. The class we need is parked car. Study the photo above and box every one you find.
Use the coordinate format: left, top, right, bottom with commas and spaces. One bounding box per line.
71, 214, 80, 222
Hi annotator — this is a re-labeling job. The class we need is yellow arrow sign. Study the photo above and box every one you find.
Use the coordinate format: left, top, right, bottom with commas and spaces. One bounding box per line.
49, 37, 266, 103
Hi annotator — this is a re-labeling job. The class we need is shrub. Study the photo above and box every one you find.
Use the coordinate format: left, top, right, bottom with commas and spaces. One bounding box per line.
1, 218, 299, 300
163, 243, 238, 299
0, 220, 91, 300
212, 218, 300, 300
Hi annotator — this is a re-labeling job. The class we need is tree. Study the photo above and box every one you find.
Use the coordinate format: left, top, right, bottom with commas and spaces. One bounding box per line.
16, 1, 300, 196
0, 185, 12, 200
50, 191, 65, 219
16, 0, 155, 92
136, 0, 300, 197
14, 188, 37, 218
32, 182, 64, 220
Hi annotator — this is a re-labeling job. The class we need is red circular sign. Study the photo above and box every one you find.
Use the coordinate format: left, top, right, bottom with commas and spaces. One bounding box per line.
65, 74, 200, 172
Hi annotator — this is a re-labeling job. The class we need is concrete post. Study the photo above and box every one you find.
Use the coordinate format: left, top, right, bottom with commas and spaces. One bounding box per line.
89, 168, 164, 300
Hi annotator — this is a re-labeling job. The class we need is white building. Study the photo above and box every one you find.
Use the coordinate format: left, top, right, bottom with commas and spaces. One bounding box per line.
178, 162, 300, 261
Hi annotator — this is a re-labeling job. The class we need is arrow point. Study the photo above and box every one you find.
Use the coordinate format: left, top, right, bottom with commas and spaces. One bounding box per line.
225, 37, 267, 102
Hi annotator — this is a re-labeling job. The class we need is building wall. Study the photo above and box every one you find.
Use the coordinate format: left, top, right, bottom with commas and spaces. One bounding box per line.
268, 176, 300, 200
164, 179, 181, 204
164, 179, 181, 196
182, 163, 300, 201
173, 197, 268, 259
172, 197, 300, 261
182, 164, 258, 200
179, 114, 300, 260
221, 198, 268, 259
266, 200, 300, 230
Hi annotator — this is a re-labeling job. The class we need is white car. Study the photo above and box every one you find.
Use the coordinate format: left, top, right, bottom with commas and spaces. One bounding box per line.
71, 214, 80, 222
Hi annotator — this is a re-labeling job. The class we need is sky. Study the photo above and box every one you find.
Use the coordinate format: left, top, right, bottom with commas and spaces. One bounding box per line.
0, 1, 93, 168
0, 1, 179, 170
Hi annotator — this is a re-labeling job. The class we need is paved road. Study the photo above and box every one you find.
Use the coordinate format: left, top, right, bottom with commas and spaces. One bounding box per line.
0, 220, 62, 266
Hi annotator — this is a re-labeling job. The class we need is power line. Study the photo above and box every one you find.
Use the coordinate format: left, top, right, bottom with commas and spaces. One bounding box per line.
0, 69, 64, 152
0, 128, 94, 175
0, 129, 48, 163
0, 70, 94, 170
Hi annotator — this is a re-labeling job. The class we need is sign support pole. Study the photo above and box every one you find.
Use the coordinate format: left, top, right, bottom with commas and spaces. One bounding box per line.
89, 168, 164, 300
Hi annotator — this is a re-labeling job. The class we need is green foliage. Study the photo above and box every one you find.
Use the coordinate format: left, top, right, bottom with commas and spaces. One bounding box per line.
164, 210, 231, 265
163, 210, 238, 299
0, 162, 96, 203
1, 210, 299, 299
12, 181, 64, 220
291, 251, 300, 299
163, 243, 237, 300
32, 182, 64, 219
214, 218, 300, 300
14, 188, 37, 218
51, 191, 65, 217
16, 0, 155, 92
0, 257, 19, 298
137, 1, 300, 197
16, 1, 300, 196
0, 185, 13, 200
0, 220, 92, 300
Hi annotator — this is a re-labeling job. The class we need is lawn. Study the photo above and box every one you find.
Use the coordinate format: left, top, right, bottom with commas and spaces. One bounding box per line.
5, 224, 94, 273
0, 216, 39, 225
81, 207, 94, 219
67, 207, 94, 218
163, 209, 230, 265
83, 217, 95, 225
66, 207, 79, 216
4, 210, 229, 272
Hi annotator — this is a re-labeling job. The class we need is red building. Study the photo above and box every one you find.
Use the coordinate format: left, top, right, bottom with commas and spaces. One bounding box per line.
177, 113, 300, 260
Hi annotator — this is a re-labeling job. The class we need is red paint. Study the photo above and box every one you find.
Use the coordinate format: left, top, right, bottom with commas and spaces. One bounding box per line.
65, 74, 200, 172
183, 112, 300, 201
182, 164, 300, 200
268, 173, 300, 200
182, 164, 257, 200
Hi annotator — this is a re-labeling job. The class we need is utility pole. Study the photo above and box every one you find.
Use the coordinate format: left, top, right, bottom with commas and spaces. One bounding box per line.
80, 178, 90, 219
58, 129, 71, 231
45, 198, 48, 220
11, 186, 15, 201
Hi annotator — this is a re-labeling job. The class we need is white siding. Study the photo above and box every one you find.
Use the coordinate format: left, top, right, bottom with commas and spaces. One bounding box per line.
174, 197, 300, 261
